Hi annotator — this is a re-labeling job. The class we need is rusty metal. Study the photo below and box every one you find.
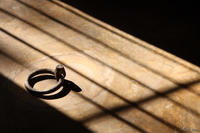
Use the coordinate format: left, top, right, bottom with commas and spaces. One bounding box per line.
24, 64, 66, 94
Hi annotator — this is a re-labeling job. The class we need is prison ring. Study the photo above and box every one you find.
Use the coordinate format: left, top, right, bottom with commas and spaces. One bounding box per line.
24, 65, 66, 94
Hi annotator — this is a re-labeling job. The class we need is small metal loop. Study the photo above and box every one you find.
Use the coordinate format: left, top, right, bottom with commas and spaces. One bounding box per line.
24, 65, 66, 94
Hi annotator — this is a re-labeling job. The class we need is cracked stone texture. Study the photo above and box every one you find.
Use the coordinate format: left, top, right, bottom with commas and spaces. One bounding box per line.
0, 0, 200, 133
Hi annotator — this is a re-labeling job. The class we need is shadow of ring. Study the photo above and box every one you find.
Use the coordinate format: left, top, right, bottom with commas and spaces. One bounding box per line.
24, 68, 64, 94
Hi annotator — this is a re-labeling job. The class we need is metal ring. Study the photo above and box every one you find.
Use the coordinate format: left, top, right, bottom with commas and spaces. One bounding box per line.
24, 68, 64, 94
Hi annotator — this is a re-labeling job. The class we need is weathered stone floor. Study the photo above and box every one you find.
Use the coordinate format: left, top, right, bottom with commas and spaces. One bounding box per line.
0, 0, 200, 132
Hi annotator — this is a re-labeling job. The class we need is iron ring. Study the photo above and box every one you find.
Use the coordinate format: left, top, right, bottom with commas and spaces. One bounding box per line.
24, 65, 66, 94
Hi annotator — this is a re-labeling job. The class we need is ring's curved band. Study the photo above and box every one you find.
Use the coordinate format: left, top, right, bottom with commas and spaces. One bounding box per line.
24, 68, 64, 94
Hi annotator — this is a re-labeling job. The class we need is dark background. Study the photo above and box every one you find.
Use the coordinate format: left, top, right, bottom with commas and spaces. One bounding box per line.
61, 0, 200, 66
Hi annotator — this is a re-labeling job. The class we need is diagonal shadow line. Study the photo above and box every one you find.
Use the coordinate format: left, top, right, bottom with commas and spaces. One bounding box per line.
47, 0, 200, 74
15, 0, 200, 87
81, 105, 143, 124
1, 8, 200, 113
0, 28, 146, 133
0, 50, 23, 66
0, 46, 38, 70
81, 80, 200, 123
137, 79, 200, 105
75, 94, 148, 133
0, 27, 183, 132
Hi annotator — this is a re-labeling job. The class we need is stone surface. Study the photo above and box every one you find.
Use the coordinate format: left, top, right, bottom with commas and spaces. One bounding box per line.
0, 0, 200, 133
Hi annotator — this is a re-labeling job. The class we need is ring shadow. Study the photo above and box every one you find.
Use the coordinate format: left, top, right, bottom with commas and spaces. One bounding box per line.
28, 75, 82, 99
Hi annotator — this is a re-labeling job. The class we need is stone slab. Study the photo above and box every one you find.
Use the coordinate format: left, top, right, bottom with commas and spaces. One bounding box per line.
0, 0, 200, 132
